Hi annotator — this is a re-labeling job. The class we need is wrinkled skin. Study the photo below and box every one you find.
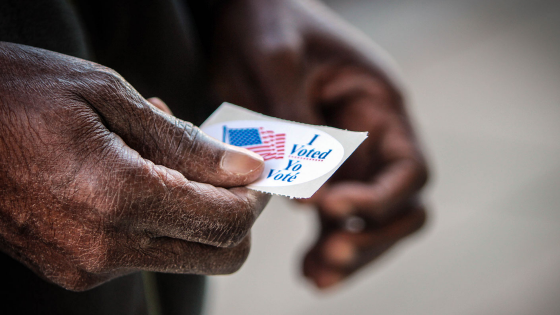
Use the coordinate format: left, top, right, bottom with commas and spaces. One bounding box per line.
210, 0, 428, 289
0, 42, 270, 291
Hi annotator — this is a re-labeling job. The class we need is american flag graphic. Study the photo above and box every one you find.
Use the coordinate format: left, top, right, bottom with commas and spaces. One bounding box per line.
223, 126, 286, 160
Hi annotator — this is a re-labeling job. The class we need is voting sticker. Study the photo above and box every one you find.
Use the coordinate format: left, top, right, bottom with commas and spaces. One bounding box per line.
200, 103, 368, 198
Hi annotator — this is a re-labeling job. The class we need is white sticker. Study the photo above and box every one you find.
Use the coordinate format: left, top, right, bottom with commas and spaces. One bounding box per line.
203, 120, 344, 187
200, 103, 368, 198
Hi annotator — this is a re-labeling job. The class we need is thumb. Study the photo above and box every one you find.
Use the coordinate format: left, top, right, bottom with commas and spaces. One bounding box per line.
82, 72, 264, 187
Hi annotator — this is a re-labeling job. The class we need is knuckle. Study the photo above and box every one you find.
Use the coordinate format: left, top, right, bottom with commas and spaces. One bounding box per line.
213, 201, 255, 248
58, 273, 96, 292
73, 241, 112, 274
259, 34, 303, 66
175, 123, 208, 159
182, 125, 221, 162
114, 161, 168, 218
157, 122, 222, 178
64, 274, 105, 292
209, 237, 251, 275
177, 119, 198, 142
84, 68, 130, 99
55, 222, 116, 276
90, 67, 123, 84
47, 265, 103, 291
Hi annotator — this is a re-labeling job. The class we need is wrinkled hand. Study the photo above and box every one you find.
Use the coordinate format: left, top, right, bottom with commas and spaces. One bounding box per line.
210, 0, 428, 289
0, 42, 270, 291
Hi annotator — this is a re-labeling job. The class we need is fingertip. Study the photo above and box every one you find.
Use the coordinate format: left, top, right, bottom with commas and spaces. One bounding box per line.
323, 236, 356, 267
303, 240, 348, 289
151, 164, 188, 186
314, 271, 343, 289
302, 258, 341, 289
147, 97, 172, 115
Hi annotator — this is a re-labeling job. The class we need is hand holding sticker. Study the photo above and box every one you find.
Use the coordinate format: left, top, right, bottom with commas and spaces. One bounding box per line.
201, 103, 367, 198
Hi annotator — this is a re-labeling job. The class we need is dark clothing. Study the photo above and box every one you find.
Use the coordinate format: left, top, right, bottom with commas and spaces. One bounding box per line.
0, 251, 149, 315
74, 0, 222, 125
0, 250, 207, 315
0, 0, 219, 314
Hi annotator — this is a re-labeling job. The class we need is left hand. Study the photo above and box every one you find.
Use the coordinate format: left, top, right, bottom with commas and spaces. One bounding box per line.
209, 0, 429, 289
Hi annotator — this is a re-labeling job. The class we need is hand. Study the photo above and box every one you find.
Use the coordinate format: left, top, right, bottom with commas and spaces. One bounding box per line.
209, 0, 428, 289
0, 42, 270, 291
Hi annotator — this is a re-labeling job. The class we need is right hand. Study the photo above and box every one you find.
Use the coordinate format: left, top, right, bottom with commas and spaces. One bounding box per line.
0, 42, 270, 291
209, 0, 428, 289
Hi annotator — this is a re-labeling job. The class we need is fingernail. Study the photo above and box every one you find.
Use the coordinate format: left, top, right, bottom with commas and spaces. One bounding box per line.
221, 146, 264, 175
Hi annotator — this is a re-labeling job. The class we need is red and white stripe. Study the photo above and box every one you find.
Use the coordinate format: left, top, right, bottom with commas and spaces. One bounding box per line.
246, 127, 286, 161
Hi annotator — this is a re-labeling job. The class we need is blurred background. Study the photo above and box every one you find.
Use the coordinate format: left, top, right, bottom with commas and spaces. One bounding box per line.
207, 0, 560, 314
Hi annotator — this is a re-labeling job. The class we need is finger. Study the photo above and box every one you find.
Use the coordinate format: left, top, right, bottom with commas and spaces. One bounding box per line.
318, 67, 397, 112
303, 236, 349, 289
80, 69, 264, 187
309, 68, 428, 221
84, 129, 271, 248
117, 233, 255, 275
141, 178, 270, 248
147, 97, 172, 115
303, 206, 426, 289
327, 206, 426, 267
319, 158, 427, 222
128, 162, 271, 248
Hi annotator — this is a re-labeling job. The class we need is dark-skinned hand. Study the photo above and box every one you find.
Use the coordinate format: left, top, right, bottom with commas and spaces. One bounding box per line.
209, 0, 428, 289
0, 42, 270, 291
